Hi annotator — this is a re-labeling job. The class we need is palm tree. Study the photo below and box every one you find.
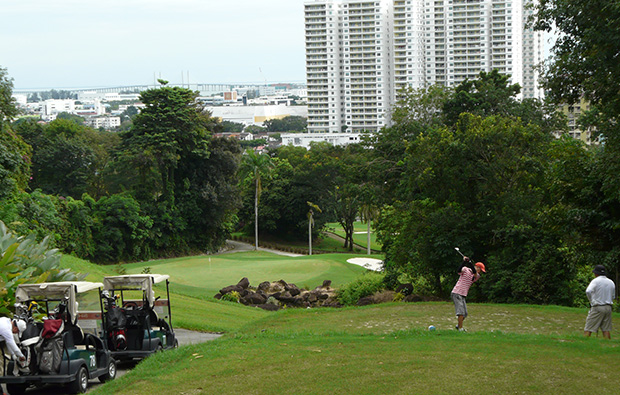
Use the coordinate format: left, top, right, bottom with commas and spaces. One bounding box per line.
239, 149, 274, 250
307, 202, 322, 255
359, 203, 379, 255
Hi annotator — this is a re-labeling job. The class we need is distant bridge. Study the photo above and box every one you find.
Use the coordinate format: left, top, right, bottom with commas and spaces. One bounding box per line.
13, 83, 241, 94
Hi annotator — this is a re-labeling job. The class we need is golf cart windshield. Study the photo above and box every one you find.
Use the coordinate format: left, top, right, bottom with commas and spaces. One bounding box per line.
15, 281, 104, 325
103, 274, 170, 309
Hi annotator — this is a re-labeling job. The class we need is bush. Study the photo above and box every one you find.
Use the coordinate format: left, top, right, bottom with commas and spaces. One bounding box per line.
221, 291, 240, 303
337, 272, 385, 306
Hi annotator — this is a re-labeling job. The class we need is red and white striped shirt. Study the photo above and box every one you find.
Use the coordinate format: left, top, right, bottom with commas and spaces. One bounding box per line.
452, 267, 479, 296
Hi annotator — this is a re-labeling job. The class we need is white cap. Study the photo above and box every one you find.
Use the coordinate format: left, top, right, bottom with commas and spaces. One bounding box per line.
13, 319, 27, 336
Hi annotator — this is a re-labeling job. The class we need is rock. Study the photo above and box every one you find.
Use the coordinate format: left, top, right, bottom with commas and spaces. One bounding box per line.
285, 283, 301, 296
237, 277, 250, 289
255, 304, 279, 311
219, 285, 242, 295
403, 294, 423, 303
270, 283, 284, 292
276, 279, 288, 288
257, 281, 271, 291
321, 280, 332, 289
244, 292, 267, 305
356, 296, 374, 306
266, 296, 281, 306
214, 293, 222, 300
395, 283, 414, 296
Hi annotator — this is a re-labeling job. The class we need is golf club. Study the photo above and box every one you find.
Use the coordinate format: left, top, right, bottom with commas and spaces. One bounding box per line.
454, 247, 466, 258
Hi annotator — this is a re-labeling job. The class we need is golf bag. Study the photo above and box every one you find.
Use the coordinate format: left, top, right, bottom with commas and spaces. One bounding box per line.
13, 301, 42, 375
36, 319, 64, 374
102, 291, 128, 350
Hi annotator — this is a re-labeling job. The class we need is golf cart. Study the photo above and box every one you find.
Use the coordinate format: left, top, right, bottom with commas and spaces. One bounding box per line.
0, 281, 116, 394
101, 274, 177, 361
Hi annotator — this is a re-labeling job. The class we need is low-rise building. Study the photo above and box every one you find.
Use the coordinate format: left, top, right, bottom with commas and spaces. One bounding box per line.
281, 132, 365, 148
85, 116, 121, 129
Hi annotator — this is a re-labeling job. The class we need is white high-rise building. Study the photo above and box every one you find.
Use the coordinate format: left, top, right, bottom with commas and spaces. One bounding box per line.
304, 0, 544, 133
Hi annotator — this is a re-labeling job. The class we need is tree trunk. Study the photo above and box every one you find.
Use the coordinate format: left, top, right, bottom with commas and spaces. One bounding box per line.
308, 217, 312, 256
254, 178, 258, 250
367, 220, 371, 255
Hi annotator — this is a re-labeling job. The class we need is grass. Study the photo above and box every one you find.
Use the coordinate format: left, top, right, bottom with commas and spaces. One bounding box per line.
92, 303, 620, 395
60, 249, 376, 332
326, 221, 382, 251
62, 251, 620, 394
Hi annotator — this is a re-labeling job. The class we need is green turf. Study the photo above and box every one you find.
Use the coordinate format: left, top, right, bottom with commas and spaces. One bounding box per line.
63, 251, 620, 395
116, 251, 370, 297
326, 221, 382, 251
92, 303, 620, 395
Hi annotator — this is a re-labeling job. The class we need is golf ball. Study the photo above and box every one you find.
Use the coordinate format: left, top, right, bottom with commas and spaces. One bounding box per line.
428, 325, 436, 331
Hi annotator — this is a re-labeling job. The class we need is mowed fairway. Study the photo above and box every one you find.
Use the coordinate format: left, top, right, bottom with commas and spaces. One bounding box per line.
119, 251, 370, 297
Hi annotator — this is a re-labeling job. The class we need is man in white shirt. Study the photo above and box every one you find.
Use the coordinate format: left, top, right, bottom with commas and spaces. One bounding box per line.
0, 316, 27, 377
584, 265, 616, 339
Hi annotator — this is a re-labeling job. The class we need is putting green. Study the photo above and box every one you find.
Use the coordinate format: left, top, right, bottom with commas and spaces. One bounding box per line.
123, 251, 371, 297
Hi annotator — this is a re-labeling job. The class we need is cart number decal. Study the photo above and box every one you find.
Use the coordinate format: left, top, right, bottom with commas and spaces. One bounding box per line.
90, 355, 96, 368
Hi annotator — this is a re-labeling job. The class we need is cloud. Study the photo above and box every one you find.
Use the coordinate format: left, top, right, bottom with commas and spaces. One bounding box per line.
2, 0, 306, 88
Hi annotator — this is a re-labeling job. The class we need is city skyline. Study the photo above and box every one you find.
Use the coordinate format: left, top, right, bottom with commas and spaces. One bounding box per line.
1, 0, 307, 90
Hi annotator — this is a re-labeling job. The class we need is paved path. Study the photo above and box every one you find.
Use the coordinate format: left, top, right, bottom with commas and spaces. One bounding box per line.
222, 240, 303, 257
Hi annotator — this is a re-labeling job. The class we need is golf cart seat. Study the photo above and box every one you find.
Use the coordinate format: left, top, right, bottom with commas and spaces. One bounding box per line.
62, 322, 84, 348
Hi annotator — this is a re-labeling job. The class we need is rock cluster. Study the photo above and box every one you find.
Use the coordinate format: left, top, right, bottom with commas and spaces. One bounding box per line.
214, 278, 340, 310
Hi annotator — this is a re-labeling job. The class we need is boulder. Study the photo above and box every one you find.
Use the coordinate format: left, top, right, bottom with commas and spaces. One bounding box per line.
395, 283, 413, 296
321, 280, 332, 289
255, 304, 280, 311
219, 285, 242, 295
244, 292, 267, 305
285, 283, 301, 296
257, 281, 271, 291
403, 294, 423, 303
237, 277, 250, 289
356, 296, 374, 306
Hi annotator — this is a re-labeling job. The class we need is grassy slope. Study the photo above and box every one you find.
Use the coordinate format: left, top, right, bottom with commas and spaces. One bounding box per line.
326, 221, 381, 251
116, 251, 369, 297
61, 250, 371, 332
94, 303, 620, 395
63, 253, 620, 394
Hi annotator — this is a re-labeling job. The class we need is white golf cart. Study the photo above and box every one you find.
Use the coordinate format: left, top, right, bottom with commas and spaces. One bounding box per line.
101, 274, 177, 361
0, 281, 116, 394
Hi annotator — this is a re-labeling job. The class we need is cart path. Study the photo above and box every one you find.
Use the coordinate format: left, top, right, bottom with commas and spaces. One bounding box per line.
2, 329, 222, 394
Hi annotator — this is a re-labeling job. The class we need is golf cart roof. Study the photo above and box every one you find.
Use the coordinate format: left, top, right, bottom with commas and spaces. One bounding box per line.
103, 274, 170, 308
15, 281, 104, 325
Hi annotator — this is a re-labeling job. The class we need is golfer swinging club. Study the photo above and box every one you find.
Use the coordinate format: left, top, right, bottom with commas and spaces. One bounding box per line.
451, 255, 485, 331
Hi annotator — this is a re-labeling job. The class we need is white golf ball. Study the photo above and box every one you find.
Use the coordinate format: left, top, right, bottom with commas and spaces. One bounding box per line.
428, 325, 436, 331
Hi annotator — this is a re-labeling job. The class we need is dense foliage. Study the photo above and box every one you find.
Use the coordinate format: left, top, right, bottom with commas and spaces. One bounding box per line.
3, 12, 620, 310
1, 77, 241, 264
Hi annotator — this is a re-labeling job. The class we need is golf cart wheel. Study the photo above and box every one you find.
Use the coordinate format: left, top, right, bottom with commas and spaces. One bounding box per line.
6, 383, 27, 395
99, 359, 117, 383
68, 365, 89, 394
173, 338, 179, 348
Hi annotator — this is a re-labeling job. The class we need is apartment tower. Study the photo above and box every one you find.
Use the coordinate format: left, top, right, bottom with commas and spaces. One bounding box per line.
304, 0, 543, 133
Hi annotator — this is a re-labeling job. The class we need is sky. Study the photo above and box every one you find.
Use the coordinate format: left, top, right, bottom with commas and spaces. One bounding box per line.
1, 0, 307, 90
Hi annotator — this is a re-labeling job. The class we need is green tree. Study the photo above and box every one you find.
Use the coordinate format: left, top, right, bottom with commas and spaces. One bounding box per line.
239, 149, 275, 250
443, 70, 521, 127
531, 0, 620, 287
263, 116, 307, 132
0, 67, 20, 126
120, 86, 213, 203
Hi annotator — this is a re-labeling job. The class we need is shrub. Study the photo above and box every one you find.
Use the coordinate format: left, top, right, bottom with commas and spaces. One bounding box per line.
337, 272, 385, 306
221, 291, 241, 303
